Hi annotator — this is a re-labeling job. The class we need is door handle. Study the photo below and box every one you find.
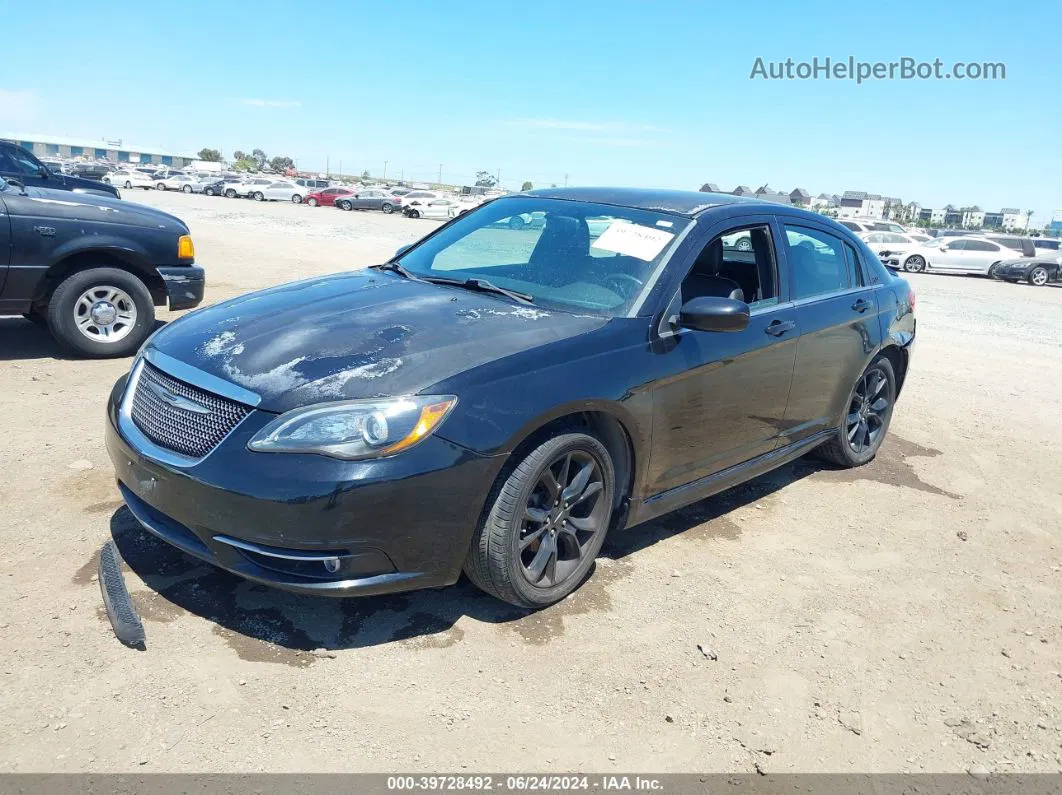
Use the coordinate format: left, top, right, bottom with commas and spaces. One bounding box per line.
765, 319, 796, 337
851, 298, 871, 313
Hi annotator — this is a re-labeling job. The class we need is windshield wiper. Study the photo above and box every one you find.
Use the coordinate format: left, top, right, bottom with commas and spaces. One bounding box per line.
371, 261, 420, 280
421, 276, 534, 304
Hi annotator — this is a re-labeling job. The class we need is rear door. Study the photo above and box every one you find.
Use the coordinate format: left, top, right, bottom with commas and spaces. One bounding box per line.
779, 223, 881, 444
0, 194, 10, 297
963, 239, 1003, 273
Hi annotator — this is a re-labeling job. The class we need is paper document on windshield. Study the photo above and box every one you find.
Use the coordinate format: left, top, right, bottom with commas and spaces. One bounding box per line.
591, 222, 674, 261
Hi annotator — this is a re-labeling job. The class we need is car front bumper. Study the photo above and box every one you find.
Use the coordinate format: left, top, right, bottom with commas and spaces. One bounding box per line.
158, 266, 205, 310
104, 374, 504, 597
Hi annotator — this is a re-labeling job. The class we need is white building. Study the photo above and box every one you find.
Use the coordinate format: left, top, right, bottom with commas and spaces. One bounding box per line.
838, 191, 886, 219
2, 132, 195, 168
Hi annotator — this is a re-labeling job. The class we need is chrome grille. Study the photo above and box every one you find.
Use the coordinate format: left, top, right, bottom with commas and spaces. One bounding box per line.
130, 362, 250, 459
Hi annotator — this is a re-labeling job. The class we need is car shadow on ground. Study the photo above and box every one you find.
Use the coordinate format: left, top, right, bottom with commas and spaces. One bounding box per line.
0, 317, 167, 361
109, 458, 823, 655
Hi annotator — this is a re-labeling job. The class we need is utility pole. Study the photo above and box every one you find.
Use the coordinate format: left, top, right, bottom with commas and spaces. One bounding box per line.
326, 155, 330, 176
438, 163, 443, 186
564, 173, 569, 186
383, 160, 388, 180
339, 160, 342, 177
496, 168, 501, 188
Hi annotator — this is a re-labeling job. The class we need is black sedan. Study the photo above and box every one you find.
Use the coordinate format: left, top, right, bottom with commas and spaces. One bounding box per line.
992, 257, 1061, 286
105, 188, 915, 608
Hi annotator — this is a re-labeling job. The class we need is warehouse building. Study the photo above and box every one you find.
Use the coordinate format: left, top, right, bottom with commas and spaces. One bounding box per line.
0, 132, 195, 169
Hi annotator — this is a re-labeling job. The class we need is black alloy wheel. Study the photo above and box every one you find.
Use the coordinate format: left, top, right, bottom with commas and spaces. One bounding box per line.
815, 355, 897, 468
464, 432, 615, 608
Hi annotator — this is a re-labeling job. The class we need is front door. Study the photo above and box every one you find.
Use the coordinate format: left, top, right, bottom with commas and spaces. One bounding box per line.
645, 218, 799, 495
779, 224, 882, 443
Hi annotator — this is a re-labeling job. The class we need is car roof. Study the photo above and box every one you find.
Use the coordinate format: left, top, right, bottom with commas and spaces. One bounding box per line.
520, 187, 771, 217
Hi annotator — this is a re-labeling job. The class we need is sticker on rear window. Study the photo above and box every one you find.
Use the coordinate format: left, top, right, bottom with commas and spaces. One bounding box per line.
591, 222, 674, 261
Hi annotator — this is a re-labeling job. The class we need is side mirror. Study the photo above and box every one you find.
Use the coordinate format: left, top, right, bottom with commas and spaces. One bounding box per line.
394, 244, 413, 259
678, 296, 749, 333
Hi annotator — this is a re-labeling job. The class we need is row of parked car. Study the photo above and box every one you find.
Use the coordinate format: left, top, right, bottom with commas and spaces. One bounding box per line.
836, 216, 1061, 287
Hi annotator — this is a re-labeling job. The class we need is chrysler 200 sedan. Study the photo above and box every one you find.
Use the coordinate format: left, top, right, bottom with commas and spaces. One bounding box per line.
105, 188, 916, 608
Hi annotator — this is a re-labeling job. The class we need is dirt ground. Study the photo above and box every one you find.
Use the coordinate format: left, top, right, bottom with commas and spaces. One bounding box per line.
0, 190, 1059, 774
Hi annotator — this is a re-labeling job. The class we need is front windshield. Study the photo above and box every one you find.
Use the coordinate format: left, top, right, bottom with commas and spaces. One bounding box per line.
395, 197, 690, 317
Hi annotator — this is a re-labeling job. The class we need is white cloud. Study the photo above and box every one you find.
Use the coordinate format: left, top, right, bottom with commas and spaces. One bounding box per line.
502, 118, 670, 134
0, 90, 39, 124
236, 98, 302, 108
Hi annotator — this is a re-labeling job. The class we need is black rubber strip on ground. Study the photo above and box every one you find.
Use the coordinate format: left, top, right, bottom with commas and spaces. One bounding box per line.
98, 539, 146, 649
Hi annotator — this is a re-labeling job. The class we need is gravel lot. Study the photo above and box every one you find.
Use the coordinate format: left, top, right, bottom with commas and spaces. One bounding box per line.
1, 190, 1060, 773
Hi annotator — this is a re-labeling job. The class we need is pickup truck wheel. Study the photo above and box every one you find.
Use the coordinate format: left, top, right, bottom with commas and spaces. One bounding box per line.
47, 268, 155, 358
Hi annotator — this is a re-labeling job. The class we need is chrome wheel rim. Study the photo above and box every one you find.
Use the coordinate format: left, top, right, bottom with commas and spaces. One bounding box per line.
846, 367, 890, 454
519, 450, 608, 589
1032, 269, 1048, 285
904, 256, 923, 272
74, 286, 137, 343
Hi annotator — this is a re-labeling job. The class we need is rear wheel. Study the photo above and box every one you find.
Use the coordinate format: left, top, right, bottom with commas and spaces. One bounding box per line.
987, 262, 1001, 279
156, 182, 166, 190
182, 184, 192, 193
252, 191, 264, 201
46, 268, 155, 358
1029, 266, 1049, 286
815, 355, 897, 468
291, 194, 303, 204
225, 188, 237, 198
382, 202, 395, 214
123, 180, 132, 189
903, 255, 925, 273
464, 432, 615, 608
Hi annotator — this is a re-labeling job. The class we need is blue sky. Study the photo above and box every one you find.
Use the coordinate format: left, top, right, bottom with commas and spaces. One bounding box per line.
3, 0, 1059, 222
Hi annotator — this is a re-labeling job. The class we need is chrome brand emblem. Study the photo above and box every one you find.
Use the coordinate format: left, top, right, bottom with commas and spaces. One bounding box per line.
146, 380, 211, 414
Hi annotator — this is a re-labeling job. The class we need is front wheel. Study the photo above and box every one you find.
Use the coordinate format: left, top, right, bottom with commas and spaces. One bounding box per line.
464, 432, 615, 608
903, 256, 925, 273
1029, 266, 1049, 286
156, 182, 166, 190
338, 200, 352, 211
182, 185, 192, 193
225, 189, 237, 198
408, 209, 421, 219
987, 262, 1001, 279
46, 267, 155, 358
252, 192, 264, 201
123, 180, 132, 189
815, 355, 897, 468
307, 197, 319, 207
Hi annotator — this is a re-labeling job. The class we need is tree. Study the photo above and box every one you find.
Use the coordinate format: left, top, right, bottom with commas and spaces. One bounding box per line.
252, 148, 268, 169
361, 170, 370, 180
269, 156, 294, 173
233, 157, 256, 172
197, 148, 222, 162
233, 150, 247, 161
474, 170, 497, 188
521, 181, 533, 191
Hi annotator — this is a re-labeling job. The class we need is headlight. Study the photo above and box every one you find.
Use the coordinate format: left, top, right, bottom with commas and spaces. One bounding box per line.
248, 396, 457, 460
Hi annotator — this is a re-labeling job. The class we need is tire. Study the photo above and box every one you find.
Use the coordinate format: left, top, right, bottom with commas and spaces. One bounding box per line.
508, 215, 526, 230
382, 202, 394, 214
815, 355, 897, 468
156, 182, 166, 190
123, 181, 132, 189
204, 187, 215, 196
46, 268, 155, 358
1029, 266, 1049, 286
252, 192, 264, 201
409, 209, 421, 219
735, 238, 752, 252
182, 184, 192, 193
339, 200, 352, 211
291, 194, 303, 204
307, 197, 319, 207
903, 255, 925, 273
464, 432, 616, 608
225, 189, 237, 198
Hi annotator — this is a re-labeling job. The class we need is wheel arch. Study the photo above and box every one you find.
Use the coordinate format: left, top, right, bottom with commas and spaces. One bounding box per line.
36, 249, 167, 308
877, 343, 908, 398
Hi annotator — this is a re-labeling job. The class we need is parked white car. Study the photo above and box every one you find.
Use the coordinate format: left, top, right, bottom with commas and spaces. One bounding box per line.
155, 174, 207, 193
860, 231, 932, 265
224, 177, 274, 198
401, 190, 441, 208
250, 180, 306, 203
898, 236, 1014, 276
404, 198, 460, 219
838, 218, 908, 234
105, 169, 156, 190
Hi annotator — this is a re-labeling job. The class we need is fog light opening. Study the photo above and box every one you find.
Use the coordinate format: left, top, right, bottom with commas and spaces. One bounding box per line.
323, 557, 341, 574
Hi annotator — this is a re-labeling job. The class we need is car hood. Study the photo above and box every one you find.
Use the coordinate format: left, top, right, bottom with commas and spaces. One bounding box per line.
22, 186, 189, 231
147, 270, 608, 413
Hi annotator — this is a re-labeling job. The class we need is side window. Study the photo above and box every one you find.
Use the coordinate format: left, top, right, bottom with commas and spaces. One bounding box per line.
946, 239, 967, 251
865, 233, 883, 243
5, 146, 42, 175
838, 221, 860, 232
843, 242, 869, 286
967, 240, 999, 252
784, 225, 851, 299
681, 225, 779, 308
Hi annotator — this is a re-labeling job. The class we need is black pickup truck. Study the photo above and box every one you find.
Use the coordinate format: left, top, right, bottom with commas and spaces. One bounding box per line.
1, 140, 120, 199
0, 178, 205, 357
